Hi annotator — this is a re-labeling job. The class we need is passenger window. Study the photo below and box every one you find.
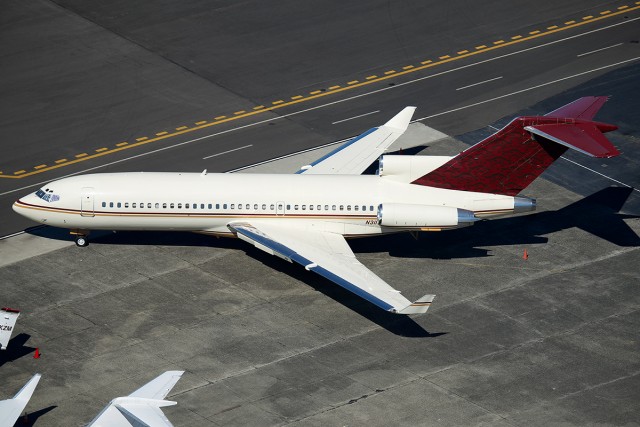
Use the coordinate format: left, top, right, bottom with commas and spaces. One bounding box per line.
102, 202, 106, 207
155, 203, 159, 208
317, 205, 321, 210
132, 203, 136, 208
185, 203, 190, 209
286, 204, 290, 210
208, 204, 212, 209
354, 205, 359, 211
178, 203, 182, 209
332, 205, 336, 211
223, 204, 227, 209
362, 205, 366, 211
117, 202, 122, 208
110, 202, 114, 208
370, 206, 374, 211
270, 204, 275, 210
170, 203, 175, 209
148, 203, 152, 208
347, 205, 351, 211
201, 204, 205, 209
262, 204, 266, 210
139, 203, 143, 209
246, 204, 250, 210
325, 205, 329, 210
216, 204, 220, 209
309, 205, 313, 211
294, 205, 299, 210
162, 203, 166, 208
340, 205, 344, 211
231, 204, 235, 209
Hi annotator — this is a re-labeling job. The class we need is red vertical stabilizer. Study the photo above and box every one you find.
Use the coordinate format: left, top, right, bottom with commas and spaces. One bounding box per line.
412, 97, 619, 196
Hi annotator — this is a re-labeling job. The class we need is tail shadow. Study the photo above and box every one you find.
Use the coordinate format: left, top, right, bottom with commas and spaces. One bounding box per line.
0, 333, 35, 367
15, 405, 57, 426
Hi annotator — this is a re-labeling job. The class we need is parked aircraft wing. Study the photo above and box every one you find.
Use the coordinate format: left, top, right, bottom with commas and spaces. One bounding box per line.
0, 307, 20, 350
296, 107, 416, 175
87, 371, 184, 427
0, 373, 41, 427
228, 221, 434, 314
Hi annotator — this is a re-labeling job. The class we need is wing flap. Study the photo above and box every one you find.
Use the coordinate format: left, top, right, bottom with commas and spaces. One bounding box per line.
228, 222, 434, 314
297, 107, 416, 175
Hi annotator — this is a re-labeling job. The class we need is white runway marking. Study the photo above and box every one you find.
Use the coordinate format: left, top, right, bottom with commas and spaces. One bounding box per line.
202, 144, 252, 159
332, 110, 380, 124
577, 43, 624, 57
456, 76, 503, 91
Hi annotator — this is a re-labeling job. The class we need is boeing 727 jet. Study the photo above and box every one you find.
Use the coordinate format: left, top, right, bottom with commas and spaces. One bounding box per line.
13, 97, 620, 314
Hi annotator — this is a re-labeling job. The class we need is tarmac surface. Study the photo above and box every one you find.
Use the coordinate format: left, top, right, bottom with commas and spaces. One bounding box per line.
1, 1, 639, 426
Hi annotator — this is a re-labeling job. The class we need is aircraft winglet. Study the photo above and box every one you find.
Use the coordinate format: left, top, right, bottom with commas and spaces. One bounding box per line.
1, 307, 20, 350
397, 294, 436, 314
87, 371, 184, 427
383, 106, 416, 131
0, 373, 41, 427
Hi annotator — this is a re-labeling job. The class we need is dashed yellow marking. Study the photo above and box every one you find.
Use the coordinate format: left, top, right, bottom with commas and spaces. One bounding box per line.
530, 30, 541, 35
253, 105, 265, 110
328, 85, 341, 90
365, 75, 377, 80
75, 153, 88, 158
457, 50, 469, 54
309, 90, 322, 95
402, 65, 414, 70
156, 131, 168, 136
291, 95, 304, 100
96, 148, 108, 152
273, 99, 286, 104
234, 110, 246, 115
116, 142, 128, 147
34, 164, 47, 170
384, 70, 396, 75
5, 4, 639, 179
195, 121, 207, 125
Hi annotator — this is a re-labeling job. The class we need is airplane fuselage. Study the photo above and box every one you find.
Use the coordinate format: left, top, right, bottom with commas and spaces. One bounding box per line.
13, 172, 525, 237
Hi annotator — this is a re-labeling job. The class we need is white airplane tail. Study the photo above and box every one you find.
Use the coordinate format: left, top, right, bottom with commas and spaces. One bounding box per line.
0, 373, 41, 426
0, 307, 20, 350
87, 371, 184, 427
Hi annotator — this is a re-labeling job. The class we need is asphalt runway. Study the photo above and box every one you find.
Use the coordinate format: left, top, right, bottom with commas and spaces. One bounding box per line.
1, 1, 639, 426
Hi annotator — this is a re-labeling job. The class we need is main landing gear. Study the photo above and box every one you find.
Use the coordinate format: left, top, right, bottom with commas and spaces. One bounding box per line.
71, 230, 90, 247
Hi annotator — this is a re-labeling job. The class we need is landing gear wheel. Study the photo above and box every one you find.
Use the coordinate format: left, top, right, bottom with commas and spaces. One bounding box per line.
75, 236, 88, 247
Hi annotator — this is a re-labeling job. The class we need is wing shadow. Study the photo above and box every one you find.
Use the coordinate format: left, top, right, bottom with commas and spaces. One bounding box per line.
14, 405, 57, 426
0, 333, 35, 367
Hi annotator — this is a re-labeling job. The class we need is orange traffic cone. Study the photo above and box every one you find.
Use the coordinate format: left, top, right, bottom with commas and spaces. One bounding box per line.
523, 249, 529, 260
33, 348, 40, 359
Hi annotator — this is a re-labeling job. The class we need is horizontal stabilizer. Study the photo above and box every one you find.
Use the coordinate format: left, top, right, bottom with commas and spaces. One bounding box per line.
1, 307, 20, 350
397, 294, 436, 314
525, 122, 620, 158
545, 96, 609, 120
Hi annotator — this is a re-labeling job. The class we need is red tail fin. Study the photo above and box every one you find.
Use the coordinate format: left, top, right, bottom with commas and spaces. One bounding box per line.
412, 97, 619, 196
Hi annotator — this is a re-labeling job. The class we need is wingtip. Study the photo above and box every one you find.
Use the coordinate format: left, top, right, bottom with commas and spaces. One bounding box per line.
384, 106, 416, 131
396, 294, 435, 314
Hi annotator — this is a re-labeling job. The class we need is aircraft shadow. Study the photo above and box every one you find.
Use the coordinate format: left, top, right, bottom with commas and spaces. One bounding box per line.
0, 333, 36, 367
15, 405, 57, 426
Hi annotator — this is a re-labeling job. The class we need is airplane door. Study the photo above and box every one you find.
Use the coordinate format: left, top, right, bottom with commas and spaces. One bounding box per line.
276, 201, 286, 216
80, 187, 95, 217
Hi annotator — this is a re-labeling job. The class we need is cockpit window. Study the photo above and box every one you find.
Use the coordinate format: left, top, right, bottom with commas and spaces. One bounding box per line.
35, 189, 60, 203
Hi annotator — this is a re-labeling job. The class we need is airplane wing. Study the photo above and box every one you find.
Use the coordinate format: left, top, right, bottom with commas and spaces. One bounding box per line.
296, 107, 416, 175
87, 371, 184, 427
0, 307, 20, 350
228, 221, 434, 314
0, 373, 41, 427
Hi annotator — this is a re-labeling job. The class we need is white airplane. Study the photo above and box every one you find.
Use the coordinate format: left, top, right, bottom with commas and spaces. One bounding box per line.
0, 373, 41, 427
86, 370, 184, 427
0, 307, 20, 351
13, 97, 620, 314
